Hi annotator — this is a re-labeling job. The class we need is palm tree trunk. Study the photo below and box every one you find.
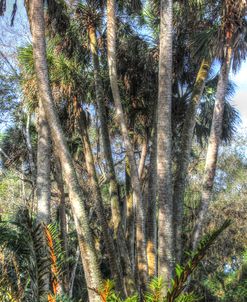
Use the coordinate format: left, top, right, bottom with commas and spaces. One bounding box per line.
88, 26, 135, 294
146, 121, 157, 278
173, 59, 211, 262
125, 157, 135, 268
192, 48, 232, 250
26, 1, 102, 301
107, 0, 148, 287
36, 99, 51, 224
138, 132, 148, 181
22, 112, 36, 186
72, 96, 125, 295
36, 99, 51, 295
88, 26, 122, 233
157, 0, 174, 289
54, 153, 69, 292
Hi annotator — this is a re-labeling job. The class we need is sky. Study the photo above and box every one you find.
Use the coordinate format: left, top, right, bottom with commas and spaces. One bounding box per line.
231, 61, 247, 127
1, 0, 247, 132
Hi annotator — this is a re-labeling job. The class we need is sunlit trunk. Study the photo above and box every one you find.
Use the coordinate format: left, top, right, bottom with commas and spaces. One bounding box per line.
192, 48, 232, 250
157, 0, 174, 292
107, 0, 148, 288
173, 59, 211, 262
26, 1, 102, 300
88, 25, 135, 294
36, 99, 51, 224
72, 96, 125, 295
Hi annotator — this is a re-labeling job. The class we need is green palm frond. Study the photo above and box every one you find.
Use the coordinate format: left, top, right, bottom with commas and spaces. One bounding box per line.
0, 208, 50, 301
165, 220, 231, 302
195, 81, 240, 146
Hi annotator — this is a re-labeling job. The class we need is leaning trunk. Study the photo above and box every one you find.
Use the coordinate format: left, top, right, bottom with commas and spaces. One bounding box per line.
173, 59, 211, 263
26, 1, 102, 301
138, 132, 148, 182
192, 48, 232, 250
88, 25, 135, 294
36, 99, 51, 295
157, 0, 174, 291
107, 0, 148, 287
54, 153, 69, 292
72, 97, 125, 295
36, 99, 51, 224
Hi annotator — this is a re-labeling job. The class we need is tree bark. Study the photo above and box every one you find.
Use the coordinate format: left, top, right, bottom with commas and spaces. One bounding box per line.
192, 48, 232, 250
88, 25, 135, 294
107, 0, 148, 288
146, 122, 157, 278
22, 112, 36, 186
72, 96, 125, 295
54, 153, 69, 292
125, 157, 135, 268
36, 99, 51, 224
173, 59, 211, 262
157, 0, 174, 291
138, 132, 148, 181
26, 1, 102, 301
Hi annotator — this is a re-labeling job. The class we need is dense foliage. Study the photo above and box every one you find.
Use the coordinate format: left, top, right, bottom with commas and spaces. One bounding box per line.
0, 0, 246, 301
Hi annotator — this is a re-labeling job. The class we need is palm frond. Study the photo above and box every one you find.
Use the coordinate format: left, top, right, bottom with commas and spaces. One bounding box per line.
165, 220, 231, 302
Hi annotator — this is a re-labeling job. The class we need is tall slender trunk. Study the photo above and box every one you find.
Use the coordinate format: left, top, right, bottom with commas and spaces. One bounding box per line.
107, 0, 148, 287
88, 26, 121, 232
69, 246, 80, 299
54, 153, 69, 292
36, 100, 51, 295
138, 132, 148, 181
192, 48, 232, 250
173, 59, 211, 262
125, 157, 135, 268
72, 96, 125, 295
146, 121, 157, 278
88, 26, 135, 294
157, 0, 174, 290
36, 99, 51, 224
26, 2, 102, 301
22, 112, 36, 185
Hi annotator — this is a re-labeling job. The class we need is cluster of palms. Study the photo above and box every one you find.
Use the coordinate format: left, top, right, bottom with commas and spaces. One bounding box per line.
0, 0, 246, 301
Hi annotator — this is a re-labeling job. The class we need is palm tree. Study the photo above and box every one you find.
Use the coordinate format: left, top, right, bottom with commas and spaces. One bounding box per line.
25, 1, 102, 301
146, 113, 157, 278
72, 95, 125, 295
156, 0, 174, 291
173, 58, 211, 262
36, 99, 51, 224
106, 0, 148, 287
76, 3, 136, 292
192, 0, 247, 250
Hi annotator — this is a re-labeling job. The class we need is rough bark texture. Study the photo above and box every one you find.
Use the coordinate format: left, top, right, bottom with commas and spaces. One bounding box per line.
88, 26, 135, 294
125, 157, 135, 268
157, 0, 174, 290
73, 97, 125, 295
146, 123, 157, 278
192, 49, 232, 250
173, 59, 211, 262
36, 99, 51, 224
138, 133, 148, 181
54, 153, 69, 292
26, 1, 102, 301
107, 0, 148, 288
22, 113, 36, 185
